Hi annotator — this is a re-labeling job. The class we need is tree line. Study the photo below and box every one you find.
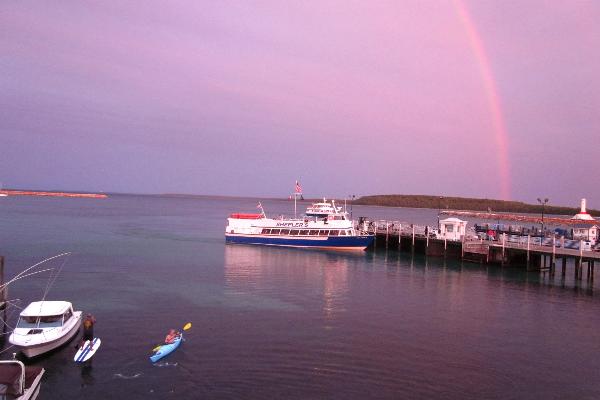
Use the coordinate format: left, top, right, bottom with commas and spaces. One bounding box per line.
353, 195, 599, 217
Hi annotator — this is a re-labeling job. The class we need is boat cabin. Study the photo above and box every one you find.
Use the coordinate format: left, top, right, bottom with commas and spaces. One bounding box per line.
16, 301, 76, 332
305, 199, 343, 218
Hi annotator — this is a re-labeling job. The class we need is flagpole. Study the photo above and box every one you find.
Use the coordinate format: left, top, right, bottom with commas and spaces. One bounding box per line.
294, 193, 297, 219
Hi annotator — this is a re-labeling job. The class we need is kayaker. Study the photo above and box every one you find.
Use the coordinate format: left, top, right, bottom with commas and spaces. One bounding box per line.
82, 313, 96, 343
164, 329, 180, 344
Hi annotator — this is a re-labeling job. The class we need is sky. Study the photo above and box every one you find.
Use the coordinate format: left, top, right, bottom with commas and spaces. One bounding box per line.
1, 1, 599, 207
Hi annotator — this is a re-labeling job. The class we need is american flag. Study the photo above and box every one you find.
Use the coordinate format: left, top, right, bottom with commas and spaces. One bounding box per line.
295, 181, 302, 194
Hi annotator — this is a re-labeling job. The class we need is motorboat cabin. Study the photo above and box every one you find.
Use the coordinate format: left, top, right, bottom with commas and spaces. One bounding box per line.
9, 301, 82, 358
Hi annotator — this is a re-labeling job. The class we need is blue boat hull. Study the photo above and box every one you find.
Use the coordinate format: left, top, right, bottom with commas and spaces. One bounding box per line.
150, 335, 182, 363
225, 234, 374, 250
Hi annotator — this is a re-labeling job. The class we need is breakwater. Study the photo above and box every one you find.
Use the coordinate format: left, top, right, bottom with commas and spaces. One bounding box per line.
0, 189, 107, 198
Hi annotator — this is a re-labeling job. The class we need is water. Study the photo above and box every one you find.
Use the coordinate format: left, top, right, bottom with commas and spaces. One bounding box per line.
1, 195, 600, 399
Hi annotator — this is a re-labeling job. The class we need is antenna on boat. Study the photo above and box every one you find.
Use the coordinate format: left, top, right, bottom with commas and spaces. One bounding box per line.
257, 201, 266, 218
0, 253, 70, 292
293, 180, 303, 219
40, 252, 70, 302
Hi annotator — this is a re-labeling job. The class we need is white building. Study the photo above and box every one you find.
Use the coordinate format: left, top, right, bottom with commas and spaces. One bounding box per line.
438, 217, 467, 241
572, 223, 599, 244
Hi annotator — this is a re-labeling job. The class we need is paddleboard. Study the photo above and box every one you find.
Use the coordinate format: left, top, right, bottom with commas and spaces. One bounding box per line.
74, 338, 101, 362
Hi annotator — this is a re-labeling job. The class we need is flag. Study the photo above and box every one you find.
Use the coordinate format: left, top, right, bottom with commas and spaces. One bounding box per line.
295, 180, 302, 194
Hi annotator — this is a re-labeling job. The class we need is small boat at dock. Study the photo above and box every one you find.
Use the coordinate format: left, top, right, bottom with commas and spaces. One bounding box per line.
9, 301, 82, 358
226, 199, 374, 250
0, 360, 44, 399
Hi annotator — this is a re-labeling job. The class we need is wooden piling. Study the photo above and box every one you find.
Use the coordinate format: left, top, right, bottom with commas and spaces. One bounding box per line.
385, 222, 389, 249
501, 234, 506, 266
398, 224, 402, 250
0, 256, 5, 346
552, 237, 556, 269
0, 256, 4, 306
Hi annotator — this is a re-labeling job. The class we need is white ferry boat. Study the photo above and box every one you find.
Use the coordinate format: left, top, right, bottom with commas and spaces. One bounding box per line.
225, 199, 374, 250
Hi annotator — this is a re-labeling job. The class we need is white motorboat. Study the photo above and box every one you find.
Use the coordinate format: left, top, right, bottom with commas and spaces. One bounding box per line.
0, 360, 44, 399
9, 301, 82, 358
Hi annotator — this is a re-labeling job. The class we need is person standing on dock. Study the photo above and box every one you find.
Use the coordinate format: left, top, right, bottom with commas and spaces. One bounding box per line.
82, 313, 96, 342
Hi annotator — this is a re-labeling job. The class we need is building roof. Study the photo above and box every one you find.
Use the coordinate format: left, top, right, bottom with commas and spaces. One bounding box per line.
573, 223, 599, 229
20, 301, 72, 317
439, 217, 466, 224
571, 213, 596, 221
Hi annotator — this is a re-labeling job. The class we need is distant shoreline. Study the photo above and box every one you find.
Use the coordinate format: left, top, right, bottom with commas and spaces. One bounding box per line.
355, 194, 599, 217
0, 189, 107, 199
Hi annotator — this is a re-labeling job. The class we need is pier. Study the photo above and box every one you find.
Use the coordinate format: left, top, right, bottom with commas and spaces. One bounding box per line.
363, 220, 600, 281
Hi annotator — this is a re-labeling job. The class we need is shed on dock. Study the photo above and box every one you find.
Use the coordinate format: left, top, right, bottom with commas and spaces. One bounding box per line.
438, 217, 467, 241
572, 223, 599, 244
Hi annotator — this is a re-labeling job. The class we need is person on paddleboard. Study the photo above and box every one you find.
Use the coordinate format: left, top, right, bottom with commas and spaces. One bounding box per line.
82, 313, 96, 342
164, 329, 180, 344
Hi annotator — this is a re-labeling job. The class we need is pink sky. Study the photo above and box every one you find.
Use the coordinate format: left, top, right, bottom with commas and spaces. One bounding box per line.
1, 1, 599, 206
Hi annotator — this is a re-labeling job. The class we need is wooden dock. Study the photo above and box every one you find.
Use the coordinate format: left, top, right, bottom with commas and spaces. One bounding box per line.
363, 221, 600, 281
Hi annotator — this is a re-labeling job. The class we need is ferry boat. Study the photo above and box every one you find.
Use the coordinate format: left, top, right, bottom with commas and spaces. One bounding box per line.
225, 199, 374, 250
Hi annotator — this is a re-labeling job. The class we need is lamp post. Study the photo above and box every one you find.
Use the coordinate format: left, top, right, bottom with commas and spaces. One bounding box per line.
537, 197, 549, 237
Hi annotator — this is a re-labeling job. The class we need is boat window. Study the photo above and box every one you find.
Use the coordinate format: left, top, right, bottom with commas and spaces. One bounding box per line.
319, 230, 329, 236
330, 230, 339, 236
280, 229, 290, 235
39, 315, 63, 328
309, 230, 319, 235
17, 316, 39, 329
299, 230, 309, 235
290, 230, 299, 235
271, 229, 281, 235
339, 230, 346, 236
63, 309, 73, 322
262, 228, 271, 234
346, 230, 352, 235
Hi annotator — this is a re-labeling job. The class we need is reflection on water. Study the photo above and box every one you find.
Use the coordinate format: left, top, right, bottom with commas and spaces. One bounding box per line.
224, 245, 363, 319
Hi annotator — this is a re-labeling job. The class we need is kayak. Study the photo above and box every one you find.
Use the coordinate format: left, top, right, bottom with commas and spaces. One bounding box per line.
150, 334, 182, 363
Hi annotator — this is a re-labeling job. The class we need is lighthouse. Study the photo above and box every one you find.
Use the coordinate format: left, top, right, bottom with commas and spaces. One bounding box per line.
571, 198, 596, 221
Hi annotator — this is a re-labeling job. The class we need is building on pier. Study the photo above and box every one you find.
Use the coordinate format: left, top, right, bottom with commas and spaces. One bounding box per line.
572, 223, 599, 244
437, 217, 467, 241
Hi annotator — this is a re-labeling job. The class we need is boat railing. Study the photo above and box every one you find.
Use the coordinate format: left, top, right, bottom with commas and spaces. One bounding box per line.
0, 360, 26, 395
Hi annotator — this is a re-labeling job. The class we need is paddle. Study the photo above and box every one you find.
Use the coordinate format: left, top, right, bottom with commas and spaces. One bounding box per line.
152, 322, 192, 352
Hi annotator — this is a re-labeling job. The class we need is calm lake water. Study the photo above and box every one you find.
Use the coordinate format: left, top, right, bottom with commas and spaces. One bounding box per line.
1, 194, 599, 399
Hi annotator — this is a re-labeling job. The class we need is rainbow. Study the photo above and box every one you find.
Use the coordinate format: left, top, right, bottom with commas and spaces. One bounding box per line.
454, 0, 511, 200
